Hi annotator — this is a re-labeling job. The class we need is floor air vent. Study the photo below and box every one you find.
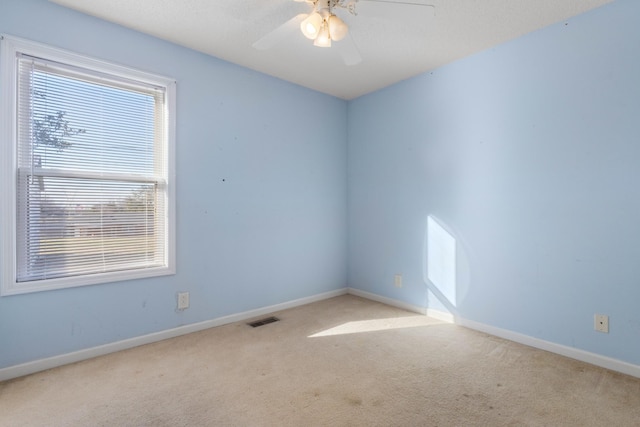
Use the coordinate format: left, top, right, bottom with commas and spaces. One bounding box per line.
248, 316, 280, 328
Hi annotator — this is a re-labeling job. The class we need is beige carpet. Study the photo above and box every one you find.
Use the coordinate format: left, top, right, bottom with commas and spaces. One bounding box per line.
1, 295, 640, 426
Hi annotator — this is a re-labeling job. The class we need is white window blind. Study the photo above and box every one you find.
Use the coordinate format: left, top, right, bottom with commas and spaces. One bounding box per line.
1, 35, 175, 295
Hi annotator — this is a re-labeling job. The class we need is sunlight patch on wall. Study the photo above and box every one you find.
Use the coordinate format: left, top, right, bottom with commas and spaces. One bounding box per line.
427, 215, 457, 307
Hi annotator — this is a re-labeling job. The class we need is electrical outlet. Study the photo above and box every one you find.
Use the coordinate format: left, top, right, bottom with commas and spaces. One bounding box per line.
177, 292, 190, 310
594, 314, 608, 333
394, 274, 402, 288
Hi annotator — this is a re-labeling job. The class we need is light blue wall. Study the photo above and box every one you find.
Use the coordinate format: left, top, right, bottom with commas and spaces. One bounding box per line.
348, 0, 640, 365
0, 0, 348, 368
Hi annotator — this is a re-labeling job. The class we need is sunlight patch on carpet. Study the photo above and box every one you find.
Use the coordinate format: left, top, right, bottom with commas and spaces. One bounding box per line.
308, 315, 445, 338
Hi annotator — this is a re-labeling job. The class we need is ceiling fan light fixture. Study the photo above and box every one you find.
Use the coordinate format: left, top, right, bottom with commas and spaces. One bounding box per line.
328, 15, 348, 41
301, 12, 323, 39
313, 22, 332, 47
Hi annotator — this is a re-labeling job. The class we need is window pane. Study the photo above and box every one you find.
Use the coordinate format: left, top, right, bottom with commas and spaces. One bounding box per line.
17, 176, 164, 282
27, 67, 160, 176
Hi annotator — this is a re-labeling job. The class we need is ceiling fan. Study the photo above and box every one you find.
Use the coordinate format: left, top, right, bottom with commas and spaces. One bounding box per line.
253, 0, 435, 66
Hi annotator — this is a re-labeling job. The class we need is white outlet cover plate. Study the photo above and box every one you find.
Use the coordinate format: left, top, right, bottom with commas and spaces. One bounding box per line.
594, 314, 609, 333
178, 292, 190, 310
394, 274, 402, 288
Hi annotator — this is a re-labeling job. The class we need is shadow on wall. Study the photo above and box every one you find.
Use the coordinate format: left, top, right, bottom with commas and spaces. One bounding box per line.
423, 215, 472, 317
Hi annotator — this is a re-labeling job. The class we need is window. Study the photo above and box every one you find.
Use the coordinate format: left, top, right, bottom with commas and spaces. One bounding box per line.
1, 35, 175, 295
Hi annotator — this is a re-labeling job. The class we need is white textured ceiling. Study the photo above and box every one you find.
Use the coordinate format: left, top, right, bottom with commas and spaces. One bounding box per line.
48, 0, 613, 100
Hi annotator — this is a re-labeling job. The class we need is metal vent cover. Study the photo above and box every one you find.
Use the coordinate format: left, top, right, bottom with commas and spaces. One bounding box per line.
247, 316, 280, 328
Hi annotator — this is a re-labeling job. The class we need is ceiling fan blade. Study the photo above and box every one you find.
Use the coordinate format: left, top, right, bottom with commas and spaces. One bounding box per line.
253, 13, 308, 50
338, 32, 362, 66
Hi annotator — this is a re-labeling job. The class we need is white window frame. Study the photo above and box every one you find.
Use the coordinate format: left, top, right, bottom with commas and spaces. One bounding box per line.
0, 35, 176, 296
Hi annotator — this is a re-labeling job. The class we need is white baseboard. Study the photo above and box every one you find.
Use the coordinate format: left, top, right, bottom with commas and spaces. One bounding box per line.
456, 317, 640, 379
4, 287, 639, 382
347, 288, 428, 315
425, 308, 456, 324
348, 288, 640, 379
0, 288, 348, 382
